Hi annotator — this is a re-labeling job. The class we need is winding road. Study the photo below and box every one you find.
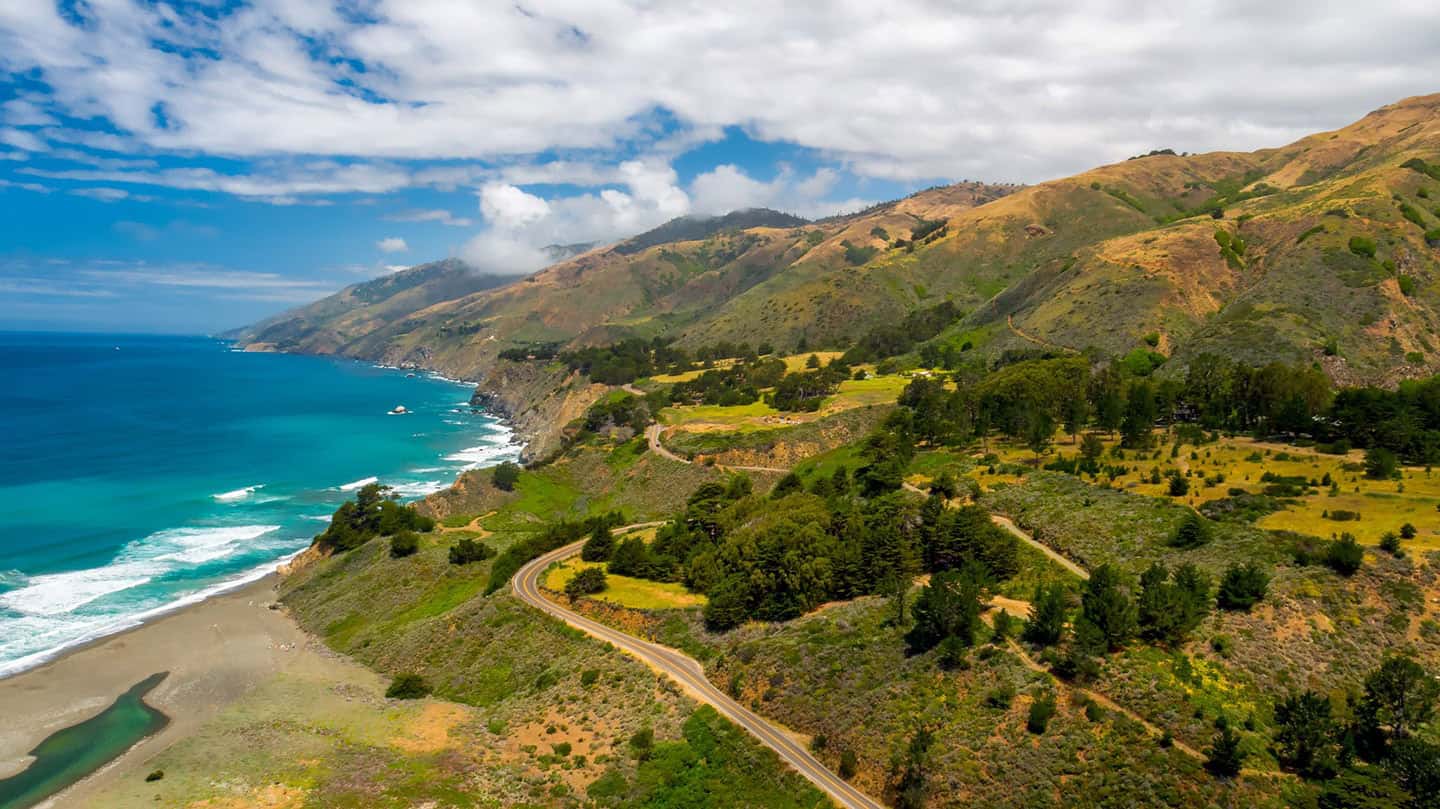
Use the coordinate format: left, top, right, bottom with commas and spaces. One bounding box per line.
643, 422, 790, 474
512, 530, 886, 809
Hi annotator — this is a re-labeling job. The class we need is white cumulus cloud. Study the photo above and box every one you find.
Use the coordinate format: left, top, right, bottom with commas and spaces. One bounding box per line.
376, 236, 408, 253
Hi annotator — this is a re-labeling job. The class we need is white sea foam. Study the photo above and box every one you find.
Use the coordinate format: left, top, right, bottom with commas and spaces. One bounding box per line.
0, 525, 280, 616
214, 484, 264, 502
339, 475, 379, 491
444, 442, 521, 469
389, 480, 447, 498
0, 561, 162, 617
0, 549, 303, 679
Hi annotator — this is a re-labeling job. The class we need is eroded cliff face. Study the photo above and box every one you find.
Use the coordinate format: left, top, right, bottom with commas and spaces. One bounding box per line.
470, 360, 608, 463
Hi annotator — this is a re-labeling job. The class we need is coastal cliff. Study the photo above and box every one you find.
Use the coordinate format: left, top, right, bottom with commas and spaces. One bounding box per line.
469, 360, 609, 463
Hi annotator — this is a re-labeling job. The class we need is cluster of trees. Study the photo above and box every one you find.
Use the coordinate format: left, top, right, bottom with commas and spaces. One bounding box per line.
1268, 655, 1439, 806
895, 353, 1340, 459
895, 349, 1440, 472
557, 337, 780, 386
1330, 375, 1440, 464
1022, 559, 1268, 680
485, 511, 625, 594
665, 354, 850, 413
840, 301, 961, 364
313, 483, 435, 553
579, 455, 1018, 632
668, 357, 786, 407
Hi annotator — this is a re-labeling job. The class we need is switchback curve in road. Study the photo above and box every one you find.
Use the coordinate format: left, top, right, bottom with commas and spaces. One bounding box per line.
643, 423, 790, 474
512, 534, 886, 809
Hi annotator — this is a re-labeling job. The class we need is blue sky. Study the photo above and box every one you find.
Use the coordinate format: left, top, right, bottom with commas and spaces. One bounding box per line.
2, 1, 1438, 334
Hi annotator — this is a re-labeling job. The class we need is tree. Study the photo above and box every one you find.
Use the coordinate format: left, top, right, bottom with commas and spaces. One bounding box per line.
1364, 447, 1398, 480
580, 524, 616, 562
1275, 691, 1338, 779
929, 470, 960, 499
892, 725, 934, 809
772, 471, 804, 498
1326, 533, 1365, 576
1167, 471, 1189, 497
1121, 381, 1157, 449
389, 530, 419, 558
1400, 522, 1418, 539
906, 565, 985, 654
1023, 582, 1068, 647
565, 567, 608, 599
1169, 511, 1210, 548
493, 461, 522, 491
1080, 564, 1137, 651
1318, 769, 1412, 808
1216, 563, 1269, 610
703, 575, 752, 631
386, 673, 431, 700
1080, 432, 1105, 462
1027, 693, 1057, 734
1360, 655, 1439, 742
1023, 408, 1055, 462
1137, 562, 1209, 646
1386, 737, 1440, 807
608, 535, 652, 577
448, 537, 494, 564
1205, 724, 1245, 777
839, 749, 859, 780
1063, 393, 1091, 444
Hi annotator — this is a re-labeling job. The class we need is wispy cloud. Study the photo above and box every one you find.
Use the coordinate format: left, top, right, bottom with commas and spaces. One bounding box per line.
385, 208, 473, 227
376, 236, 408, 253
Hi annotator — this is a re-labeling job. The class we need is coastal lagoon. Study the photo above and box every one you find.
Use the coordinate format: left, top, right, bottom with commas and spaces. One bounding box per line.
0, 332, 519, 677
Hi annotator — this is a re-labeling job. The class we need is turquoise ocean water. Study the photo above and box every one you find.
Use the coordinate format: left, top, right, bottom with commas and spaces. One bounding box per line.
0, 332, 519, 676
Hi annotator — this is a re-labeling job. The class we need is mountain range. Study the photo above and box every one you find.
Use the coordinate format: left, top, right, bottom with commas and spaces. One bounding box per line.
231, 93, 1440, 451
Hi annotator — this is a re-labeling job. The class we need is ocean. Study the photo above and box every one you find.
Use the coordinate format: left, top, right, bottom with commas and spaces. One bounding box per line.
0, 332, 519, 677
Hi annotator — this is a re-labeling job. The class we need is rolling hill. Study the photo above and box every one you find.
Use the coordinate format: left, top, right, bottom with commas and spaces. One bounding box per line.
236, 93, 1440, 391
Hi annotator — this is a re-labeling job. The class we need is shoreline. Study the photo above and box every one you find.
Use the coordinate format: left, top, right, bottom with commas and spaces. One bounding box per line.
0, 573, 325, 806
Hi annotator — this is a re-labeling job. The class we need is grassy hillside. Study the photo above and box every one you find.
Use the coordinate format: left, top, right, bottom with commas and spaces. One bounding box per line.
237, 93, 1440, 391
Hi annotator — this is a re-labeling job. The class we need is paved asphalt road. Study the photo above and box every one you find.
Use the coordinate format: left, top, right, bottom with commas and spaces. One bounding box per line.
512, 535, 887, 809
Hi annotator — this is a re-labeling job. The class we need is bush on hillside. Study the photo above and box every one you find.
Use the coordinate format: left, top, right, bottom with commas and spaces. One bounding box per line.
565, 567, 608, 599
448, 537, 495, 565
386, 672, 431, 700
389, 530, 419, 558
493, 461, 522, 491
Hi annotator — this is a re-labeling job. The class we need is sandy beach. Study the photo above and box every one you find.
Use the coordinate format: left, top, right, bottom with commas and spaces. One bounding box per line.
0, 573, 332, 807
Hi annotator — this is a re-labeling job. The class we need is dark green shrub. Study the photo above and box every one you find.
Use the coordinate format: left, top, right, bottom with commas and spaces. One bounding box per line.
629, 727, 654, 760
1027, 694, 1057, 734
580, 524, 615, 561
389, 530, 419, 558
1169, 512, 1210, 548
565, 566, 608, 599
448, 537, 495, 565
985, 684, 1016, 709
1205, 724, 1245, 777
1217, 563, 1269, 610
386, 673, 431, 700
839, 749, 858, 780
1325, 533, 1364, 576
145, 770, 164, 782
492, 461, 522, 491
1349, 235, 1377, 258
1365, 447, 1398, 479
580, 669, 600, 686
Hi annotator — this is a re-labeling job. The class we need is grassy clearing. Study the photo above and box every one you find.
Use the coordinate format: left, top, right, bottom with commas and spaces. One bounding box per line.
546, 557, 706, 610
968, 429, 1440, 552
824, 374, 909, 410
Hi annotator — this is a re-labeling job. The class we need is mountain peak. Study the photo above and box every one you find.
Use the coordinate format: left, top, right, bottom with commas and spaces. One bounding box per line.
613, 208, 810, 256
